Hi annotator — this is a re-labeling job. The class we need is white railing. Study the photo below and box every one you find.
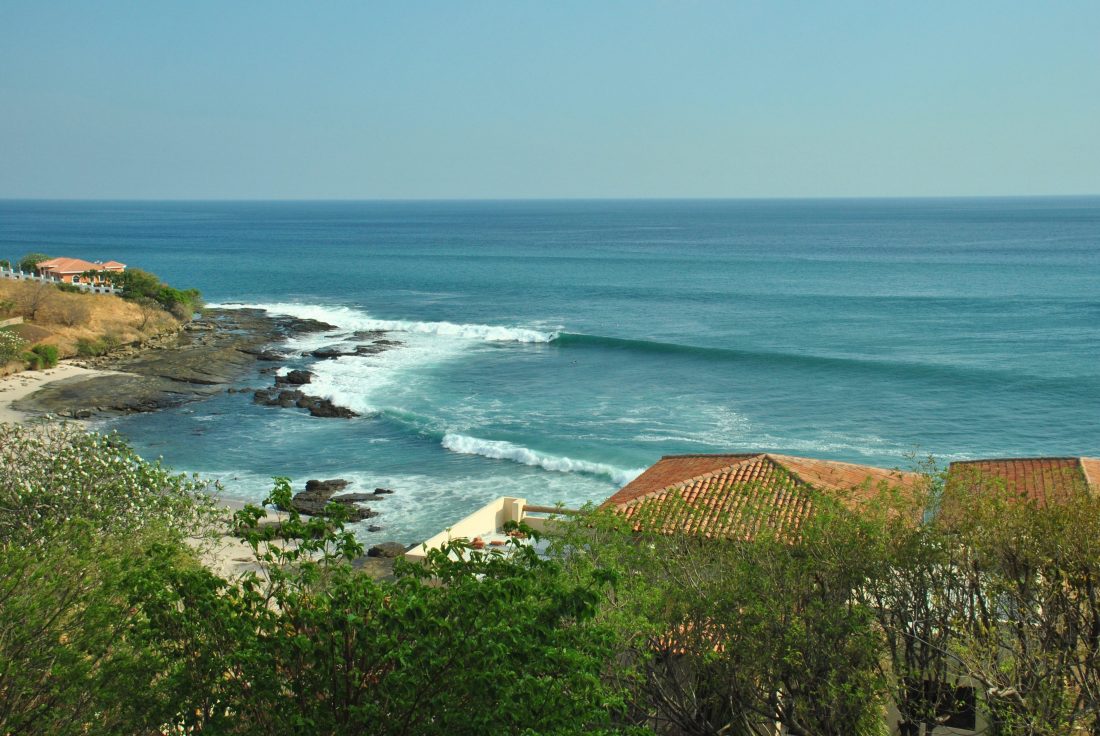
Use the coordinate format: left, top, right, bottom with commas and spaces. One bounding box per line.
0, 267, 118, 295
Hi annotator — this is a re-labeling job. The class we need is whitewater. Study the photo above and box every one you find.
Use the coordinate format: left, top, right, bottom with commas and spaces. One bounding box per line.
3, 198, 1096, 544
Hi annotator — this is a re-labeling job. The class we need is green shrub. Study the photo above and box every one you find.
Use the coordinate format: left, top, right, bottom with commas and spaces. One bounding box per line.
56, 282, 83, 294
30, 343, 59, 368
76, 337, 108, 357
22, 350, 42, 369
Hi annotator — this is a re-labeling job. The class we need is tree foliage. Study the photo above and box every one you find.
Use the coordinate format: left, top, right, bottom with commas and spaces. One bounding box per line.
17, 252, 50, 272
121, 478, 630, 735
5, 426, 1100, 735
107, 267, 203, 320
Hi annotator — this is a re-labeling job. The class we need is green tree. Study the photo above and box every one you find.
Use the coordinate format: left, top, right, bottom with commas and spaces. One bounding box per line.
108, 268, 203, 321
943, 471, 1100, 735
557, 487, 890, 736
17, 252, 50, 272
0, 424, 220, 736
16, 254, 49, 273
120, 479, 631, 735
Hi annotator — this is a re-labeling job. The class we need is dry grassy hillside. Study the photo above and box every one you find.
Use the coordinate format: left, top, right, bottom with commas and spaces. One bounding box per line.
0, 279, 180, 359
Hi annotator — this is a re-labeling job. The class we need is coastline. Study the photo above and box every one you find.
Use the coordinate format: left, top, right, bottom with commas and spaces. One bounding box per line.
0, 363, 124, 425
0, 373, 275, 577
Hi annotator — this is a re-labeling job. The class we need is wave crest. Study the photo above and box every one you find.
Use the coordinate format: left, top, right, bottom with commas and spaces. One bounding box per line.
441, 433, 643, 487
213, 302, 557, 343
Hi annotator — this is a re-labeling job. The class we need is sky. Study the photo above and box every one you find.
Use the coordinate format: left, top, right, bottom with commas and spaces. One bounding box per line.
1, 1, 1098, 200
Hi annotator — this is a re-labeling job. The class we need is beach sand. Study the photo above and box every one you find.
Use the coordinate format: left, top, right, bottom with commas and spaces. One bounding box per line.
0, 363, 122, 424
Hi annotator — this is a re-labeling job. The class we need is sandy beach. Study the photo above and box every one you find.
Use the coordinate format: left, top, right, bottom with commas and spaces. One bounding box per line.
0, 363, 122, 424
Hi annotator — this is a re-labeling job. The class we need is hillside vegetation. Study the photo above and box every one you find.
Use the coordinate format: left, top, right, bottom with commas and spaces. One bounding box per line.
0, 270, 193, 373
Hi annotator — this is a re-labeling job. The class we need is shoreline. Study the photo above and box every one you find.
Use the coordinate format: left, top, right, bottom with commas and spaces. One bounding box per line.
0, 363, 125, 425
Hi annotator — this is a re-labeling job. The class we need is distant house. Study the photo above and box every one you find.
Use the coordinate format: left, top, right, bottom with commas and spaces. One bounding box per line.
600, 452, 925, 540
35, 257, 126, 285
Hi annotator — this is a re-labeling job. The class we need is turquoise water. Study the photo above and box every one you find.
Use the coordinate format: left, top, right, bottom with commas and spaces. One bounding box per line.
2, 198, 1097, 543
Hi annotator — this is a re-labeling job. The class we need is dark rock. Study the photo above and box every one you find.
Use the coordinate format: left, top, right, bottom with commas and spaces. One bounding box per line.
253, 350, 286, 362
352, 330, 388, 340
311, 346, 350, 359
10, 307, 353, 421
367, 542, 406, 559
284, 369, 313, 385
331, 492, 373, 503
367, 525, 383, 532
276, 316, 338, 335
372, 339, 403, 347
72, 409, 93, 419
374, 487, 395, 495
355, 344, 386, 355
305, 478, 349, 493
349, 554, 397, 580
307, 398, 358, 418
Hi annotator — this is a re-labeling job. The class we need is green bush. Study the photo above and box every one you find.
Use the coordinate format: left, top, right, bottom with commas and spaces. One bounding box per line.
30, 343, 59, 368
56, 282, 83, 293
22, 350, 42, 369
76, 337, 108, 357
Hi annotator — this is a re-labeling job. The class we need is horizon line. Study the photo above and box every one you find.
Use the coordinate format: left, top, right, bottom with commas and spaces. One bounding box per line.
1, 193, 1099, 204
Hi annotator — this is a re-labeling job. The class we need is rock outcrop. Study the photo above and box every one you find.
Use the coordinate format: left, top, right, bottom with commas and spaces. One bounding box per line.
283, 478, 376, 522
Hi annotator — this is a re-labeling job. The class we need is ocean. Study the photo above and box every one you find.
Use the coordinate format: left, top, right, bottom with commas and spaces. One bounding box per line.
1, 198, 1098, 544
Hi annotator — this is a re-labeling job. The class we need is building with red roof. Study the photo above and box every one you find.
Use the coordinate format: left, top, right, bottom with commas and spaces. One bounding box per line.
35, 256, 126, 285
601, 452, 925, 540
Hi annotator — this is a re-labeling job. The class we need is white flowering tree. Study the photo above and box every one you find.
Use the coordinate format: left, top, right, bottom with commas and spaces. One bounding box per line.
0, 423, 221, 735
0, 327, 25, 364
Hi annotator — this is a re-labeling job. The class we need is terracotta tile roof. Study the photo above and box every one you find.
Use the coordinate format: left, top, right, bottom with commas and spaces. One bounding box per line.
945, 457, 1100, 508
36, 257, 126, 274
602, 453, 924, 541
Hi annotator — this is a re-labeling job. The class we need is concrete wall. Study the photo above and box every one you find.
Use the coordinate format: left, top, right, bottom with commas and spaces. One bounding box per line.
0, 267, 119, 295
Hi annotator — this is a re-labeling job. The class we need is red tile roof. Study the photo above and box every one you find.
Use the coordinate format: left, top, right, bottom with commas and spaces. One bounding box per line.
602, 453, 924, 541
945, 457, 1100, 508
36, 257, 126, 274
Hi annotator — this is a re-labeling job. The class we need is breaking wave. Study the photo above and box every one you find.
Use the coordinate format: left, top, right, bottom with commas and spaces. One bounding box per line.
441, 433, 644, 487
212, 301, 557, 343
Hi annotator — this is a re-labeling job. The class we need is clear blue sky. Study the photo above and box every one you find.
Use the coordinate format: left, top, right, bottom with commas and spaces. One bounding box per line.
1, 1, 1097, 199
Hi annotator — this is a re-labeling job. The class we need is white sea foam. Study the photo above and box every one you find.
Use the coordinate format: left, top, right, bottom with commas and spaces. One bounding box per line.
441, 433, 644, 487
213, 302, 558, 343
212, 301, 555, 415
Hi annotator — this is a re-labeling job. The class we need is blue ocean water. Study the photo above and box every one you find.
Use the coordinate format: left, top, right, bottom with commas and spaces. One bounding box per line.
2, 198, 1098, 543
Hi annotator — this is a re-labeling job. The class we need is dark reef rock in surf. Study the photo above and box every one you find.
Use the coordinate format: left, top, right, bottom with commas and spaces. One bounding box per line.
275, 369, 313, 385
304, 397, 358, 418
15, 308, 310, 419
310, 346, 349, 359
305, 478, 350, 493
287, 479, 375, 521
